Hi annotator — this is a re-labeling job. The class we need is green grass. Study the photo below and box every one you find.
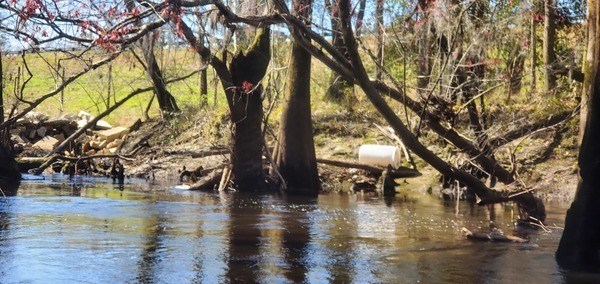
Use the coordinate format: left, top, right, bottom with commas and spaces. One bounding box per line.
2, 48, 231, 126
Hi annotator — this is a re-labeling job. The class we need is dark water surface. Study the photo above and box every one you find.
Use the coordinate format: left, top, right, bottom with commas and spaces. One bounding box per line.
0, 175, 597, 283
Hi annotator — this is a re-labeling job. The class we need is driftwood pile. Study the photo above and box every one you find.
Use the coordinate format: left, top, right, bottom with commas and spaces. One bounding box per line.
11, 111, 128, 156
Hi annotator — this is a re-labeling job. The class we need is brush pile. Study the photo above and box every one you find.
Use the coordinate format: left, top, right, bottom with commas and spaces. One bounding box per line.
10, 111, 128, 156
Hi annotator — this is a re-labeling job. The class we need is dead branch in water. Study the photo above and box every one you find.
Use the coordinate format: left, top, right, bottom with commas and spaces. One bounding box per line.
462, 227, 528, 243
189, 167, 225, 191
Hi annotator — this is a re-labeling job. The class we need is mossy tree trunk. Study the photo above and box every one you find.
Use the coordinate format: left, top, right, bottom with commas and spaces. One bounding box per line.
227, 27, 271, 192
175, 13, 271, 192
273, 0, 321, 195
556, 0, 600, 271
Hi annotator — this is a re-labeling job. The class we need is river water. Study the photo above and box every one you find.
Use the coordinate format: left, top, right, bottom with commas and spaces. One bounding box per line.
0, 174, 597, 283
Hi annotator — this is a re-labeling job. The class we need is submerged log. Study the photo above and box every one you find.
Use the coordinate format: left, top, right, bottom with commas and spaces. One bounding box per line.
462, 227, 528, 243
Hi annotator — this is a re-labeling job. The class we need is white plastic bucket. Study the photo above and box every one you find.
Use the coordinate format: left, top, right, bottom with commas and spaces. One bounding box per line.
358, 144, 401, 168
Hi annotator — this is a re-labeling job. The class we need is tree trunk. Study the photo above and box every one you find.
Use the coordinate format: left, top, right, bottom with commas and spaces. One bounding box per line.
416, 0, 432, 92
530, 10, 537, 92
199, 32, 208, 106
273, 0, 321, 195
200, 69, 208, 106
556, 0, 600, 271
140, 34, 180, 114
0, 50, 3, 125
229, 88, 265, 191
355, 0, 367, 36
580, 0, 597, 144
126, 0, 179, 115
325, 0, 354, 106
228, 27, 271, 192
543, 0, 557, 92
375, 0, 384, 80
507, 42, 525, 98
173, 14, 271, 192
0, 145, 20, 196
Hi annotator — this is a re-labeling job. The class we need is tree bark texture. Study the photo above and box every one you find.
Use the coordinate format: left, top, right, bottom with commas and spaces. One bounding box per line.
556, 0, 600, 271
228, 27, 271, 192
273, 0, 321, 195
580, 0, 597, 144
175, 13, 271, 192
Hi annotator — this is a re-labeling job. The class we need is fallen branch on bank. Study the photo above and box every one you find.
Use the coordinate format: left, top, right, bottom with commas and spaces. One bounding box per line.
316, 158, 422, 178
488, 110, 577, 149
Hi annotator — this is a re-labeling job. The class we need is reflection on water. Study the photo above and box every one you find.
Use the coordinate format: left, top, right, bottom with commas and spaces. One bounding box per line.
0, 175, 596, 283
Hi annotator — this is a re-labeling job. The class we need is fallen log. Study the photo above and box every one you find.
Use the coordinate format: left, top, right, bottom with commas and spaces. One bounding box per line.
17, 157, 48, 172
462, 227, 528, 243
189, 168, 224, 191
189, 148, 230, 158
316, 158, 421, 178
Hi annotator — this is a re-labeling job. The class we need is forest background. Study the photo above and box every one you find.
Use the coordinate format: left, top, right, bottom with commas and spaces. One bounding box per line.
0, 0, 587, 202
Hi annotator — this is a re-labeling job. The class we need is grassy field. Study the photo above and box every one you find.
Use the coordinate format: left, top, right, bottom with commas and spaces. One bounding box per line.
2, 47, 224, 126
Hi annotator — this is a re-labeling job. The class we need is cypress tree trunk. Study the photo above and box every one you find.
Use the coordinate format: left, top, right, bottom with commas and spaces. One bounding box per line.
273, 0, 321, 195
556, 0, 600, 271
228, 27, 271, 192
174, 13, 271, 192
